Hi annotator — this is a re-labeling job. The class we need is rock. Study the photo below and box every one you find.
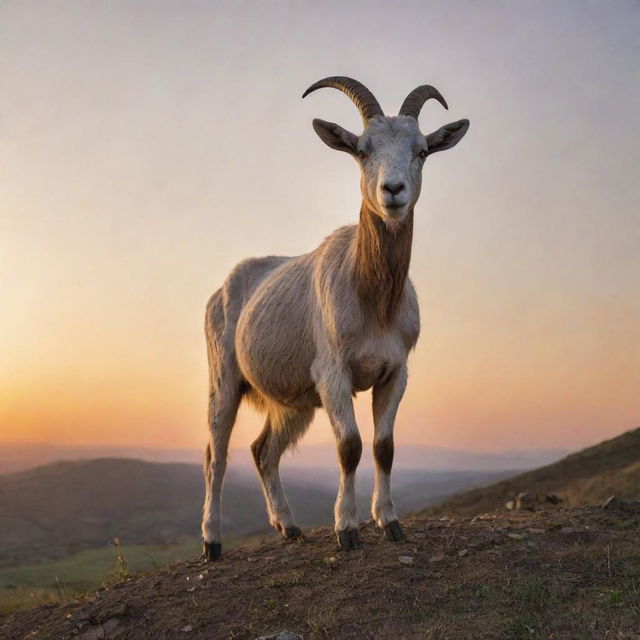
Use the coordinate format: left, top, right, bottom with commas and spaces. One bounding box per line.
560, 526, 582, 535
458, 549, 469, 557
255, 632, 303, 640
181, 625, 192, 633
515, 492, 535, 511
506, 532, 525, 540
398, 555, 415, 565
103, 619, 121, 636
96, 603, 127, 623
429, 552, 446, 563
602, 495, 623, 510
545, 494, 562, 505
79, 627, 105, 640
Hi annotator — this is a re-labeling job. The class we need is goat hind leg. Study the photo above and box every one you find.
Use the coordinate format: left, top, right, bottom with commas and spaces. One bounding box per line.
251, 408, 312, 540
202, 385, 241, 561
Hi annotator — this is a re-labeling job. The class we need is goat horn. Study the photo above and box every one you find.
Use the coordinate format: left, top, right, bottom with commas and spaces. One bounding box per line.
399, 85, 448, 119
302, 76, 384, 124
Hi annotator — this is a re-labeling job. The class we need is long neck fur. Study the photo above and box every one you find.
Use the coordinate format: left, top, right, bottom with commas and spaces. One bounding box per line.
354, 202, 413, 327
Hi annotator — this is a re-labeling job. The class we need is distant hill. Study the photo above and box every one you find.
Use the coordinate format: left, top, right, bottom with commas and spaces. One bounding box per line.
420, 426, 640, 517
0, 458, 335, 565
0, 458, 517, 565
0, 440, 567, 475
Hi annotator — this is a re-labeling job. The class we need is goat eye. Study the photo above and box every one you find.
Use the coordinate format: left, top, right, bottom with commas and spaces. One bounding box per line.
357, 149, 367, 160
419, 149, 428, 159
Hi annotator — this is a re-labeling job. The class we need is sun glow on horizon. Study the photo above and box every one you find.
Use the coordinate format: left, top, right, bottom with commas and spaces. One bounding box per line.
1, 1, 639, 455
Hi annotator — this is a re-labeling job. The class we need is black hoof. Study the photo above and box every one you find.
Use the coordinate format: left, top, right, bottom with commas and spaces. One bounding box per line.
337, 528, 362, 550
203, 541, 222, 562
283, 526, 303, 540
384, 520, 405, 542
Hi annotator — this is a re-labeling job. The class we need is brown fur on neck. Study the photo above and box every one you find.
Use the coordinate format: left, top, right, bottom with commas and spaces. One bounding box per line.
354, 203, 413, 327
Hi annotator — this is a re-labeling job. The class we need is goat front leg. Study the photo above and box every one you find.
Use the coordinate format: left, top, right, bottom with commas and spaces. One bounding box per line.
372, 362, 407, 542
313, 362, 362, 550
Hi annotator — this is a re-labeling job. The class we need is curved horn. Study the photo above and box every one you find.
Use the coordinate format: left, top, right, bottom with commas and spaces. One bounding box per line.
399, 85, 448, 119
302, 76, 384, 124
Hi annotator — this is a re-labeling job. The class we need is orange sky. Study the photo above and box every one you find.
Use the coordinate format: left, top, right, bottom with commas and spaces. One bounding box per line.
1, 1, 639, 455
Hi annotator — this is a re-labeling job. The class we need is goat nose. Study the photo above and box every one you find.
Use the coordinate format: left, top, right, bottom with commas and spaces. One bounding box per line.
382, 181, 405, 196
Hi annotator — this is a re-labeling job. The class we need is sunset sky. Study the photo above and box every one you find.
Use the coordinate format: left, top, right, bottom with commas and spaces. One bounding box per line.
1, 1, 639, 456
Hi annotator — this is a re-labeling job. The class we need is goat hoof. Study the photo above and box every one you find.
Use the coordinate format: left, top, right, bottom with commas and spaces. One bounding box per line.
203, 541, 222, 562
384, 520, 405, 542
337, 528, 362, 550
283, 526, 303, 540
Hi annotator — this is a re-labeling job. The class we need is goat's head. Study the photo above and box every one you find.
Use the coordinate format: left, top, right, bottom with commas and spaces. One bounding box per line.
303, 76, 469, 225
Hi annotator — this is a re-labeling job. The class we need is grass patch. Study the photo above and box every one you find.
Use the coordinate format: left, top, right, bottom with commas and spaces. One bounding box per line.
0, 538, 202, 594
513, 579, 552, 609
0, 535, 243, 615
0, 587, 58, 617
509, 617, 538, 639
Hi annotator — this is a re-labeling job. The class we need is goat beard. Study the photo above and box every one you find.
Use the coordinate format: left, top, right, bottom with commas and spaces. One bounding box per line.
356, 204, 414, 326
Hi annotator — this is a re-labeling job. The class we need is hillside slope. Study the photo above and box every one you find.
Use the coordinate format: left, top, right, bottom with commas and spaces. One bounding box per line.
421, 427, 640, 517
1, 503, 638, 640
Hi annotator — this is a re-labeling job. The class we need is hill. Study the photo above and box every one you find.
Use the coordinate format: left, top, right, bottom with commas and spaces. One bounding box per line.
421, 427, 640, 517
1, 502, 638, 639
0, 458, 517, 565
0, 459, 334, 565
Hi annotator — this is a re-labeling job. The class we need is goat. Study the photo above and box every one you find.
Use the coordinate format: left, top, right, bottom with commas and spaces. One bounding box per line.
202, 76, 469, 560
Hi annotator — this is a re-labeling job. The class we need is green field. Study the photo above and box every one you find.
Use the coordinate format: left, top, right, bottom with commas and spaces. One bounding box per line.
0, 536, 246, 616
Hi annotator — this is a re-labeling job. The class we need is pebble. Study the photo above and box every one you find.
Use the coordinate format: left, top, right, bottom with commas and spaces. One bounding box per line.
560, 527, 583, 535
398, 555, 415, 565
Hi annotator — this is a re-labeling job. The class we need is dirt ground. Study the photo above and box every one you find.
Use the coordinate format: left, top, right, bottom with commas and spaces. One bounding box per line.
2, 504, 639, 640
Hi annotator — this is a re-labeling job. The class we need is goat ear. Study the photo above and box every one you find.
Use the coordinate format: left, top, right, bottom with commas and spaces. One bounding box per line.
426, 119, 469, 155
312, 118, 358, 155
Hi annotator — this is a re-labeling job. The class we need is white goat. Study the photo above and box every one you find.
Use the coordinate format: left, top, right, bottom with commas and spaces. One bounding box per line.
202, 76, 469, 560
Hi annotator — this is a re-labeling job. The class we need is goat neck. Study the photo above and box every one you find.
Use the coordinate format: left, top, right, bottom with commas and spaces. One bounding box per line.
354, 202, 413, 327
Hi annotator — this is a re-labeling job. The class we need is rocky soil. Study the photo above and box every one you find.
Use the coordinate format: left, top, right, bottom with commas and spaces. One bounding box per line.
2, 502, 639, 640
